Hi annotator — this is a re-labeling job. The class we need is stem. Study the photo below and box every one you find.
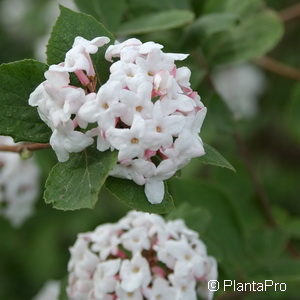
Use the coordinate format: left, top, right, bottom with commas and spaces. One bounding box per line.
0, 143, 51, 153
255, 56, 300, 82
280, 3, 300, 22
234, 132, 277, 227
217, 290, 251, 300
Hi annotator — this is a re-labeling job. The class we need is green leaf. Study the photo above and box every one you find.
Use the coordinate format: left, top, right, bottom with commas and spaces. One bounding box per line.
167, 203, 211, 234
47, 6, 114, 85
203, 0, 263, 16
74, 0, 126, 32
117, 10, 194, 36
184, 13, 238, 49
105, 178, 175, 214
188, 13, 238, 36
169, 178, 245, 278
0, 59, 51, 143
202, 10, 283, 65
44, 148, 118, 210
126, 0, 191, 16
199, 143, 235, 171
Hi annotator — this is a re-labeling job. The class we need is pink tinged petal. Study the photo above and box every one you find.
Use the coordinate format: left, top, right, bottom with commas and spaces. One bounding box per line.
115, 249, 127, 259
170, 66, 177, 77
151, 266, 166, 277
75, 70, 90, 86
144, 149, 156, 159
145, 180, 165, 204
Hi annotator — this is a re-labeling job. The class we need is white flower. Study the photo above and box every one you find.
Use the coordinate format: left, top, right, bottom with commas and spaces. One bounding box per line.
144, 278, 176, 300
212, 63, 265, 119
146, 101, 185, 148
33, 280, 60, 300
144, 180, 165, 204
120, 252, 151, 292
50, 36, 110, 76
107, 115, 154, 161
116, 285, 143, 300
78, 81, 124, 131
67, 211, 217, 300
105, 38, 143, 62
121, 227, 151, 253
90, 224, 121, 260
169, 274, 197, 300
198, 257, 218, 300
0, 136, 40, 227
50, 121, 94, 162
119, 81, 153, 125
93, 259, 121, 295
109, 159, 156, 185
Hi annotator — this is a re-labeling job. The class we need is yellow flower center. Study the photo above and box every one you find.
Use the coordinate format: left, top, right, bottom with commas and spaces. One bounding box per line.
131, 138, 139, 144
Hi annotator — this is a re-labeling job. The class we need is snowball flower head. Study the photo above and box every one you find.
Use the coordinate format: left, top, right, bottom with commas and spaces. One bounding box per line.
29, 36, 207, 204
67, 211, 217, 300
0, 136, 40, 227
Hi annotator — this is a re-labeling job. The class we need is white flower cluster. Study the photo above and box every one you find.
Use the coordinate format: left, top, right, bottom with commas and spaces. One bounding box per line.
29, 37, 206, 204
67, 211, 217, 300
0, 136, 40, 227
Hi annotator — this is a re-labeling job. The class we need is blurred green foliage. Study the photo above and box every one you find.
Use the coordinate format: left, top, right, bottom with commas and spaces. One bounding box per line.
0, 0, 300, 299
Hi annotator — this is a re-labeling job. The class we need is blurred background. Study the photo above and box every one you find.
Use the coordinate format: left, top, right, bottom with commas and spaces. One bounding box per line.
0, 0, 300, 299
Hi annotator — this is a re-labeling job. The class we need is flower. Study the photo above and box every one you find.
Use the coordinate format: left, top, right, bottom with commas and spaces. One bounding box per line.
29, 36, 207, 204
29, 36, 110, 162
50, 36, 110, 76
67, 211, 217, 300
0, 136, 40, 227
212, 63, 265, 119
33, 280, 60, 300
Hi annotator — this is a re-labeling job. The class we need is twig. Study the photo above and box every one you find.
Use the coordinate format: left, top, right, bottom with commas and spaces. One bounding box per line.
255, 56, 300, 81
217, 290, 251, 300
0, 143, 51, 153
234, 133, 277, 227
280, 3, 300, 22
